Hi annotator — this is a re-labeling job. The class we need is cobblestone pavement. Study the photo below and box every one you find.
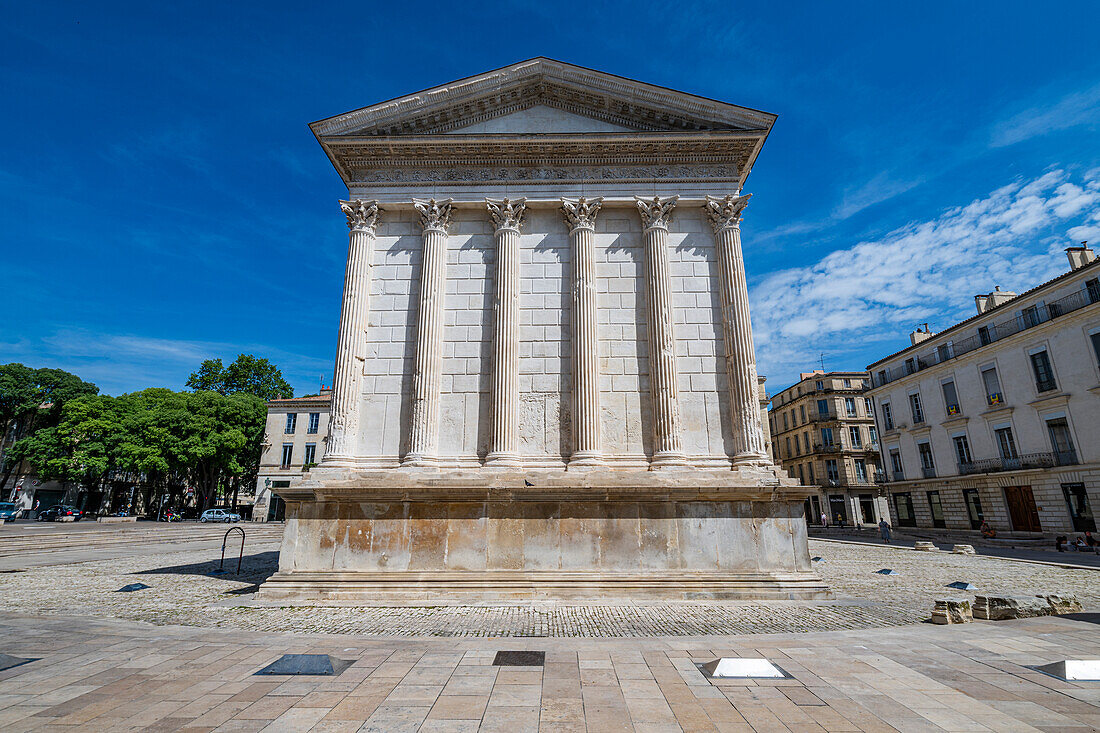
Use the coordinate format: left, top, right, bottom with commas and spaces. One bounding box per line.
0, 612, 1097, 731
0, 538, 1095, 637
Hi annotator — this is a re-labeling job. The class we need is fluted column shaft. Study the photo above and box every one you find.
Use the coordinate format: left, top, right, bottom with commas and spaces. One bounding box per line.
326, 200, 380, 464
486, 198, 526, 465
706, 194, 769, 463
405, 199, 453, 466
562, 197, 603, 465
636, 196, 686, 466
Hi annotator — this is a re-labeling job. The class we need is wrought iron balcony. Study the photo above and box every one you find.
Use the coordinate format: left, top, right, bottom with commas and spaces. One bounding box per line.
891, 470, 905, 482
810, 410, 838, 422
875, 285, 1100, 387
921, 466, 937, 479
958, 452, 1067, 475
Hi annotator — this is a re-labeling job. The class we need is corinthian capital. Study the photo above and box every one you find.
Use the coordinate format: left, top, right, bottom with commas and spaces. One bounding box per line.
704, 193, 752, 233
413, 198, 454, 232
635, 195, 678, 230
339, 199, 381, 233
486, 197, 527, 232
561, 196, 603, 231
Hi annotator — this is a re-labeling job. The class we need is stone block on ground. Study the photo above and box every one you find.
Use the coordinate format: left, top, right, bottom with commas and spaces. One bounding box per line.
931, 598, 972, 624
914, 541, 938, 552
1042, 594, 1083, 614
973, 595, 1052, 620
952, 544, 976, 555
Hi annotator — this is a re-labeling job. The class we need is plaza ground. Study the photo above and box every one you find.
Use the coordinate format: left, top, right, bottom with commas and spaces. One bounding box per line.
0, 522, 1097, 730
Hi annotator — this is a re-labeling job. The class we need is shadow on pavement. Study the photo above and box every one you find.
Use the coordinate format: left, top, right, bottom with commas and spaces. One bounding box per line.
136, 551, 279, 583
1058, 613, 1100, 625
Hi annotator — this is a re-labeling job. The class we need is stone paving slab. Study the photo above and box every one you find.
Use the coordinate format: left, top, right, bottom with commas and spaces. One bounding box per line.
2, 613, 1097, 731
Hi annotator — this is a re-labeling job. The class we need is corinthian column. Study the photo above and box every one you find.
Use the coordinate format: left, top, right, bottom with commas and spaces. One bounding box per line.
326, 199, 380, 465
636, 196, 686, 467
485, 198, 526, 466
404, 198, 453, 466
705, 193, 769, 464
562, 197, 603, 466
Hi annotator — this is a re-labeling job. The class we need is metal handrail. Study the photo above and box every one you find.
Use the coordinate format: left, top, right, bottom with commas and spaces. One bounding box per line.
220, 527, 245, 574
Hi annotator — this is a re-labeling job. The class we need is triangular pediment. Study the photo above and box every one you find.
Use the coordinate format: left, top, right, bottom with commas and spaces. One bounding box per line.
311, 58, 776, 138
444, 104, 636, 134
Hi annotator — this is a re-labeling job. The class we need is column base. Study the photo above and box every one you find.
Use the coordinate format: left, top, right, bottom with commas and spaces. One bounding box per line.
733, 452, 772, 468
650, 451, 689, 468
568, 452, 604, 468
484, 452, 522, 467
400, 454, 439, 468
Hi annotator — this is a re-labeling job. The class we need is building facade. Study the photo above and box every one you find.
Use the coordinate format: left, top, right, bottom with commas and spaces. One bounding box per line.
253, 391, 331, 522
261, 58, 827, 602
769, 370, 887, 526
868, 246, 1100, 536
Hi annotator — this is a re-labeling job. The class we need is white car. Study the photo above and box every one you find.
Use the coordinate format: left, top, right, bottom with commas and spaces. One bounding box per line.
200, 508, 241, 523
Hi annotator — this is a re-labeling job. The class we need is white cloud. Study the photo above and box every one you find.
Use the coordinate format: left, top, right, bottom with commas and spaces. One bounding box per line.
990, 83, 1100, 148
751, 169, 1100, 386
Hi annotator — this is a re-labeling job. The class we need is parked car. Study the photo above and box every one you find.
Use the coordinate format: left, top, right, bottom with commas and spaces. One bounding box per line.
0, 502, 22, 520
200, 508, 241, 523
36, 505, 83, 522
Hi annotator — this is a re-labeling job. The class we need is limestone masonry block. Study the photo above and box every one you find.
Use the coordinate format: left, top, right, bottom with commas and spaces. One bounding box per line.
931, 598, 973, 624
914, 541, 938, 551
973, 595, 1053, 620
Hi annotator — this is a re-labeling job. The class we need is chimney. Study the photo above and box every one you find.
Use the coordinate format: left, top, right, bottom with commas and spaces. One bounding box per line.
1066, 243, 1096, 271
975, 285, 1018, 314
909, 323, 934, 346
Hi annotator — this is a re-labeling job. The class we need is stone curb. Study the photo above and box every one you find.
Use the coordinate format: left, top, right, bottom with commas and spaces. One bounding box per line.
809, 537, 1100, 572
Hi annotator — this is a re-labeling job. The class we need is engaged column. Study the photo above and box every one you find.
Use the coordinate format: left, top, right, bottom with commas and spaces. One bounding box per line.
485, 198, 526, 466
562, 197, 603, 466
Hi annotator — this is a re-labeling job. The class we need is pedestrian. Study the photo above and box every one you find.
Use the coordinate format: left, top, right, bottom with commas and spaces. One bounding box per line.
820, 512, 828, 528
1085, 531, 1098, 554
32, 498, 40, 519
1056, 535, 1068, 552
878, 518, 891, 543
980, 519, 996, 539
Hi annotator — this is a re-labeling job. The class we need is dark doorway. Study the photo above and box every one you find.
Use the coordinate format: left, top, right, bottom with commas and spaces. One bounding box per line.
963, 489, 984, 529
927, 491, 946, 528
1062, 483, 1096, 532
828, 494, 848, 526
893, 492, 916, 526
858, 494, 875, 525
267, 496, 286, 522
1004, 485, 1041, 532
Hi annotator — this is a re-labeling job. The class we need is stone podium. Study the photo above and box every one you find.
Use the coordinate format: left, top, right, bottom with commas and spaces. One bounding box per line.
261, 58, 829, 601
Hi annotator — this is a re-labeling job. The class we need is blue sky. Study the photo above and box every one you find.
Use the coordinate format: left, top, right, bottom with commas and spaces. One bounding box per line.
3, 2, 1099, 396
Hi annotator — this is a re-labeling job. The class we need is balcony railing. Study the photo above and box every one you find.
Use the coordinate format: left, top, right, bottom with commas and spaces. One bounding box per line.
875, 286, 1100, 387
921, 466, 937, 479
958, 451, 1075, 475
892, 470, 905, 482
810, 410, 838, 422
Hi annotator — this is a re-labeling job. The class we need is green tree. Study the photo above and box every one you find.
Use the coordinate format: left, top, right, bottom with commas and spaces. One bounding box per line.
0, 364, 98, 489
186, 354, 293, 401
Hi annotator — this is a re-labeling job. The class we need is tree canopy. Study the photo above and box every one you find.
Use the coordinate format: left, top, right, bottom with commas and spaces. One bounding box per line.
186, 354, 293, 401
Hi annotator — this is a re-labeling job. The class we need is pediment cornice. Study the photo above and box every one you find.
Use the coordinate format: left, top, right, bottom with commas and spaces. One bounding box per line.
311, 58, 776, 138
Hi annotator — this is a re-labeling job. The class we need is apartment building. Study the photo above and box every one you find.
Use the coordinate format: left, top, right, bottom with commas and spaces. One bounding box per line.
769, 370, 887, 526
253, 389, 331, 521
867, 246, 1100, 536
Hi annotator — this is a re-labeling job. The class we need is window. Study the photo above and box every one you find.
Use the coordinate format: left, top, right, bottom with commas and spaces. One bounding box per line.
953, 434, 973, 467
304, 443, 317, 466
790, 410, 796, 427
794, 436, 801, 456
803, 432, 810, 452
893, 493, 916, 526
918, 442, 935, 477
307, 413, 320, 434
854, 459, 868, 483
825, 459, 839, 482
890, 449, 903, 476
1029, 350, 1057, 392
978, 325, 991, 346
994, 427, 1018, 460
905, 358, 916, 375
1046, 418, 1077, 465
799, 405, 806, 424
937, 343, 951, 362
807, 464, 815, 484
848, 426, 862, 448
782, 413, 789, 431
1087, 278, 1100, 304
815, 380, 824, 390
816, 399, 829, 416
927, 491, 946, 528
843, 378, 852, 388
1021, 305, 1041, 328
941, 380, 960, 416
963, 488, 984, 529
284, 413, 297, 434
844, 397, 857, 417
868, 426, 878, 446
785, 437, 791, 457
1062, 483, 1096, 532
981, 366, 1003, 405
281, 444, 293, 467
881, 402, 894, 431
821, 427, 834, 447
1091, 332, 1100, 366
797, 464, 804, 483
877, 369, 887, 386
909, 393, 924, 424
864, 397, 873, 415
